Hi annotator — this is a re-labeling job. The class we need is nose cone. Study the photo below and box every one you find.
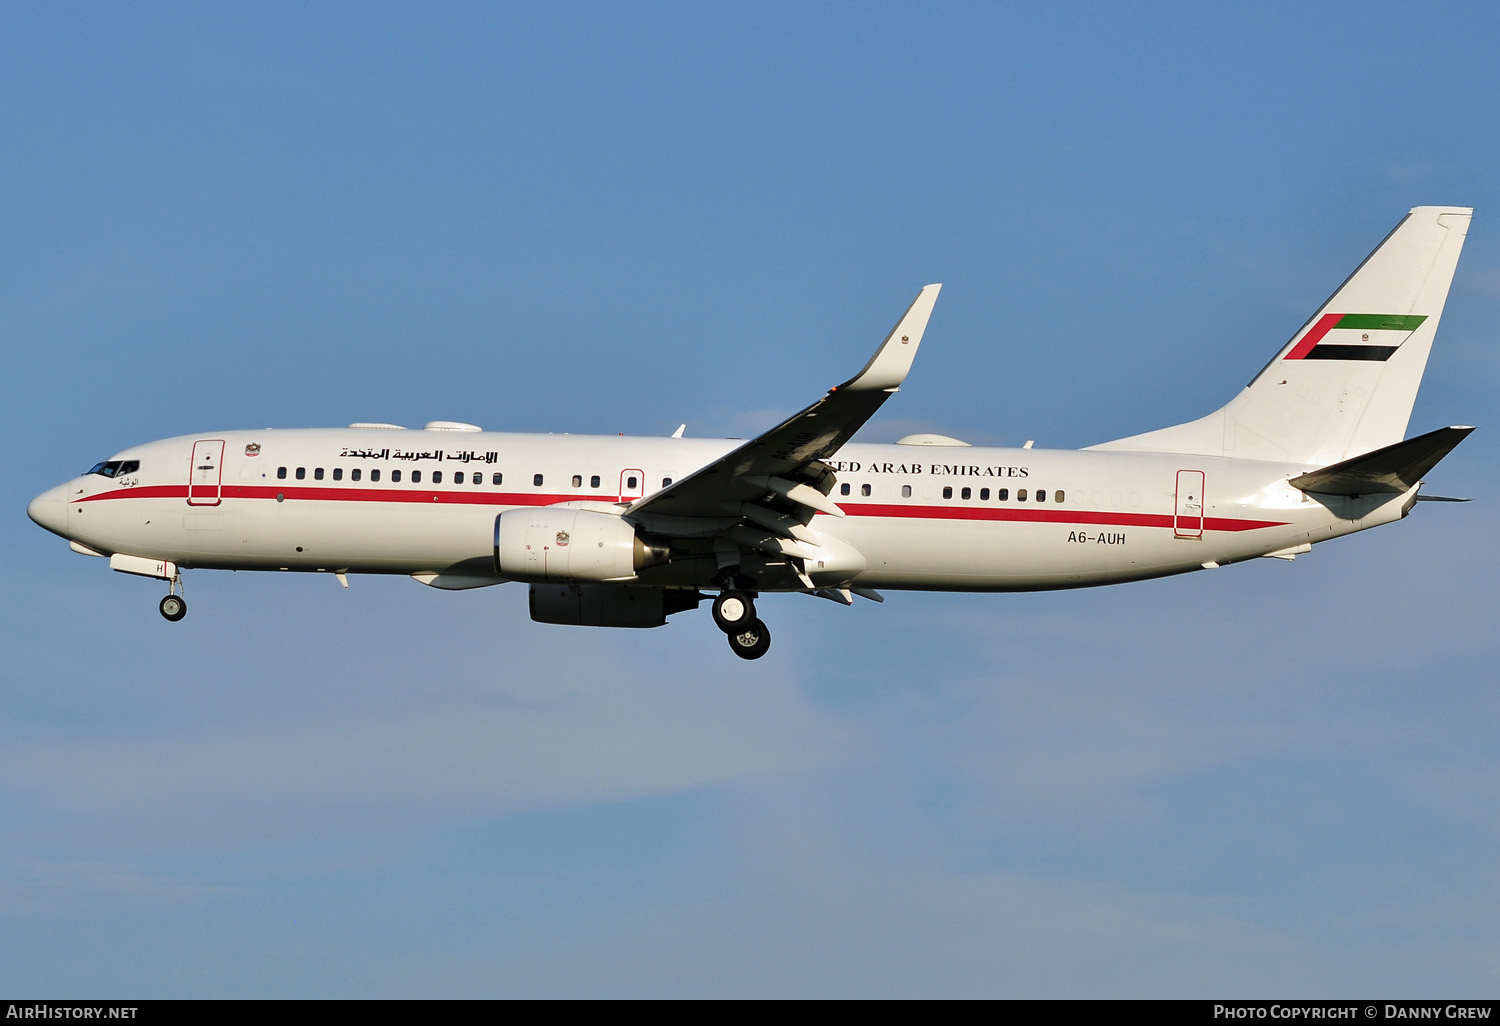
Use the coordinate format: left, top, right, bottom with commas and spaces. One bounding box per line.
27, 484, 70, 538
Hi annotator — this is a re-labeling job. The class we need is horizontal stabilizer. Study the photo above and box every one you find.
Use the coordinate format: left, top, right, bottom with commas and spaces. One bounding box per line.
1288, 426, 1474, 496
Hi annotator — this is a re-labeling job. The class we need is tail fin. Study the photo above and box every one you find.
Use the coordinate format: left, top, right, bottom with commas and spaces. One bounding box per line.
1089, 206, 1472, 465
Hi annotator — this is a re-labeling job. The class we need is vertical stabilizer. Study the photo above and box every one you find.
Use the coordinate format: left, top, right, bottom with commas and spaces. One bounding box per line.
1088, 207, 1472, 465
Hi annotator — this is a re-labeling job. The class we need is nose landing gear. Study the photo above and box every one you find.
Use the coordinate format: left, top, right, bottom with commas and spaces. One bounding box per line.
159, 573, 186, 622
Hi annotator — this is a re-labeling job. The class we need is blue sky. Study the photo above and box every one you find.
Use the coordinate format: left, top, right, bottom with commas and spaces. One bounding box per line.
4, 2, 1499, 997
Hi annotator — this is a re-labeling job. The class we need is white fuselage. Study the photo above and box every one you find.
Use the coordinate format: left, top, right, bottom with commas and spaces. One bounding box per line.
32, 426, 1414, 593
26, 209, 1470, 658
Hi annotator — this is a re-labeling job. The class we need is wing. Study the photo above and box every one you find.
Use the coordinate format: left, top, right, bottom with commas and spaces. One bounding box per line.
625, 285, 940, 585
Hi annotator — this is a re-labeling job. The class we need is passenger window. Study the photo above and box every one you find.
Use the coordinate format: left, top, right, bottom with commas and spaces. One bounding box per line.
412, 470, 421, 483
432, 471, 442, 484
572, 475, 582, 488
590, 475, 600, 488
902, 485, 912, 498
333, 468, 343, 481
1017, 489, 1027, 501
453, 472, 464, 484
391, 469, 402, 483
961, 487, 971, 500
1055, 490, 1065, 503
277, 467, 287, 480
351, 469, 362, 482
998, 488, 1008, 501
492, 473, 503, 485
295, 467, 306, 480
943, 486, 953, 499
627, 475, 638, 489
862, 484, 872, 497
533, 474, 543, 487
840, 483, 851, 496
980, 488, 990, 500
1037, 489, 1046, 502
662, 478, 671, 487
313, 468, 323, 480
370, 469, 380, 483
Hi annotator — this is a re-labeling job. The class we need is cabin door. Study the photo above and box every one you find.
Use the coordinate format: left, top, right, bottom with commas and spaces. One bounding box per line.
1174, 470, 1204, 538
187, 439, 225, 506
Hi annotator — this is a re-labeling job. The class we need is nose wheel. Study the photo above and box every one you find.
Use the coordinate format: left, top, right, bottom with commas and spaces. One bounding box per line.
727, 618, 771, 660
159, 573, 186, 622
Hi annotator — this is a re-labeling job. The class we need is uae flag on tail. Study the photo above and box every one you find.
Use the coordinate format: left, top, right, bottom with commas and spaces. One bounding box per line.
1284, 313, 1427, 362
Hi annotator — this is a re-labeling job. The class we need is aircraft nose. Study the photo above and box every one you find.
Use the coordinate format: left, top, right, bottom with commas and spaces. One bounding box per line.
27, 484, 70, 538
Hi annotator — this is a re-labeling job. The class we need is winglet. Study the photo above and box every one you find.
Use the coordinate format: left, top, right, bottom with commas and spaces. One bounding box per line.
840, 284, 941, 392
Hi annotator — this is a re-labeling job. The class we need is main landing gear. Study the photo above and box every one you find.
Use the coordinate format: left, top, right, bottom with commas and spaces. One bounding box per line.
711, 589, 754, 632
727, 618, 771, 660
159, 573, 186, 622
712, 589, 770, 660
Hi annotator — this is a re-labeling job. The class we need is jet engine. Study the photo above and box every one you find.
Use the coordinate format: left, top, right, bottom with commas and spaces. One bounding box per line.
494, 507, 668, 583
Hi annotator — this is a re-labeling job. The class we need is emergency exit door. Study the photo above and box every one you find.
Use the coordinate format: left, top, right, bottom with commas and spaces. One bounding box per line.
619, 468, 645, 503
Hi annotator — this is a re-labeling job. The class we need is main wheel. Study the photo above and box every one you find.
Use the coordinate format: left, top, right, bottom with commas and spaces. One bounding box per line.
727, 618, 771, 660
159, 595, 187, 622
712, 589, 756, 633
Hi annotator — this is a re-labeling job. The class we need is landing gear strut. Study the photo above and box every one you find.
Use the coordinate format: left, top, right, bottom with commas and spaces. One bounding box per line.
159, 573, 186, 622
727, 618, 771, 660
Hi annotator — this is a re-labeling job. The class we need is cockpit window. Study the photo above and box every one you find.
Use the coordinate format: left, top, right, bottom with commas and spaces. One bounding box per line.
85, 460, 140, 478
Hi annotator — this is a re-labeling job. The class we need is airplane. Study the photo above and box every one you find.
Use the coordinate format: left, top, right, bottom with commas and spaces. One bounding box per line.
28, 206, 1475, 660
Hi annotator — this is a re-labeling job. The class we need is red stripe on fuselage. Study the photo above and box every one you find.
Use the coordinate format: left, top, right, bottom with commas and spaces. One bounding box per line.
76, 484, 1289, 533
845, 502, 1282, 532
75, 484, 598, 506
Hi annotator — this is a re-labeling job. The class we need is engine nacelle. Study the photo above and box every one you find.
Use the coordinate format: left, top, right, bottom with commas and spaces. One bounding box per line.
494, 507, 668, 583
